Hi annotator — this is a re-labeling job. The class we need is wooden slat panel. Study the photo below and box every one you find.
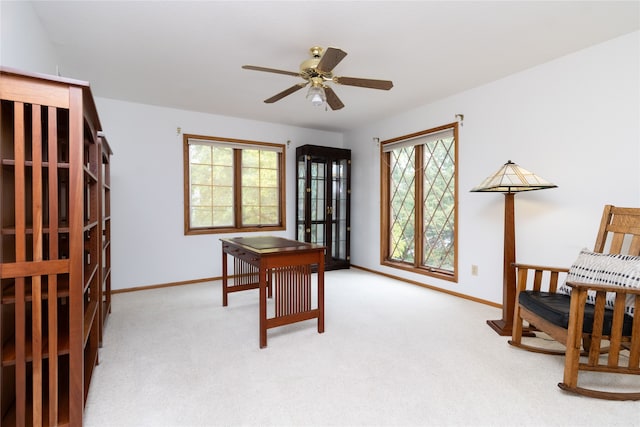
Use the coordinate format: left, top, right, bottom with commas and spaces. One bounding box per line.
48, 106, 60, 424
629, 234, 640, 255
233, 258, 258, 287
592, 205, 613, 253
629, 296, 640, 368
31, 105, 44, 426
607, 294, 626, 368
587, 292, 606, 366
533, 270, 543, 292
13, 101, 27, 426
549, 271, 560, 293
608, 232, 626, 254
274, 265, 312, 317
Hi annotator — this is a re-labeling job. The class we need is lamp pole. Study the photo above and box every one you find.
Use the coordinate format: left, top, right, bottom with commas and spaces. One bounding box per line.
487, 192, 516, 335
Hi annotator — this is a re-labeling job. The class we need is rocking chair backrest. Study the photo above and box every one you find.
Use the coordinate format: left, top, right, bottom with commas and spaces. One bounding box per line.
594, 205, 640, 256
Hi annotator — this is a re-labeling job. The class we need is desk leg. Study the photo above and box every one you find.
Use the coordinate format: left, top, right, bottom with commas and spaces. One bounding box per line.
259, 266, 268, 348
222, 250, 228, 307
318, 256, 325, 334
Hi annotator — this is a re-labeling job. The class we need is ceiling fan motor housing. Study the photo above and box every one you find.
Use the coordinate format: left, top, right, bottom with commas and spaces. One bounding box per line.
299, 47, 330, 81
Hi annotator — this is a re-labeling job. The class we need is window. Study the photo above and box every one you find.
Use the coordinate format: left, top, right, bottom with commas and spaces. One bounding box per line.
183, 134, 286, 235
380, 123, 458, 281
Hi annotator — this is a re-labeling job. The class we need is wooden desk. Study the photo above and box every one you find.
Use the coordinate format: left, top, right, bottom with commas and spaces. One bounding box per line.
220, 236, 326, 348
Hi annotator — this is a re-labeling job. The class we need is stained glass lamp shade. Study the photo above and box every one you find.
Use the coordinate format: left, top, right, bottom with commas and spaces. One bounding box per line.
471, 160, 557, 193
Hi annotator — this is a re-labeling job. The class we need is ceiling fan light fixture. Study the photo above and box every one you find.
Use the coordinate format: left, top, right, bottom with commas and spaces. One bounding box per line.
306, 81, 326, 107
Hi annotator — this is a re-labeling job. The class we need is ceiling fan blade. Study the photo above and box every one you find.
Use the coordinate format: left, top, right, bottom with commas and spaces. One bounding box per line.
324, 87, 344, 110
316, 47, 347, 73
242, 65, 300, 78
264, 83, 308, 104
334, 76, 394, 90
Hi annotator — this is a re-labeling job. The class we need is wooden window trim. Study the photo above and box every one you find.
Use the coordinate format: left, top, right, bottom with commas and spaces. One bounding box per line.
379, 122, 458, 282
183, 134, 286, 235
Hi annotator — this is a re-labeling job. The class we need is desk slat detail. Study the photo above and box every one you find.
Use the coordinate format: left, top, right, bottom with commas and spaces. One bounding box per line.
274, 265, 312, 317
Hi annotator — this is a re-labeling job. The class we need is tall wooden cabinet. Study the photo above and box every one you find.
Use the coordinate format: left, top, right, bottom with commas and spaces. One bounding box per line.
296, 145, 351, 270
0, 67, 112, 426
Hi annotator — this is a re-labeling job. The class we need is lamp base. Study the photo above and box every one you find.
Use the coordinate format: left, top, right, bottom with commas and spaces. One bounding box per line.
487, 319, 536, 337
486, 319, 512, 336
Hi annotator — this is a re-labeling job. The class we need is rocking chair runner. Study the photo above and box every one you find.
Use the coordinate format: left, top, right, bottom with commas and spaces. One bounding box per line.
509, 205, 640, 400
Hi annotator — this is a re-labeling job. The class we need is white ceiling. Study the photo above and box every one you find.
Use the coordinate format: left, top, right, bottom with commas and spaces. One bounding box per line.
30, 1, 640, 133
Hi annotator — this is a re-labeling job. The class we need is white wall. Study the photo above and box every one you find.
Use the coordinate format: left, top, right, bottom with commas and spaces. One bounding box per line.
346, 31, 640, 305
2, 2, 639, 302
94, 98, 343, 289
0, 1, 58, 73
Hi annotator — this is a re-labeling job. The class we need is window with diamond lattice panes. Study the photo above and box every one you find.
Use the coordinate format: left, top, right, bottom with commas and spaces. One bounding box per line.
381, 123, 458, 281
389, 145, 416, 263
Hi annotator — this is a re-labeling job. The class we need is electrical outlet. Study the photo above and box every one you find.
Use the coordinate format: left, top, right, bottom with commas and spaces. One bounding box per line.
471, 265, 479, 276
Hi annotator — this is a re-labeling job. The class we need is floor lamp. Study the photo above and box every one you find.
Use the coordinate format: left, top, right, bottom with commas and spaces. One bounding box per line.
471, 161, 557, 336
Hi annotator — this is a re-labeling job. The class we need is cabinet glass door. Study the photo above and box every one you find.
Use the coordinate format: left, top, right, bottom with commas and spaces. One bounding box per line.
297, 158, 307, 242
296, 145, 350, 270
331, 159, 348, 263
310, 160, 326, 246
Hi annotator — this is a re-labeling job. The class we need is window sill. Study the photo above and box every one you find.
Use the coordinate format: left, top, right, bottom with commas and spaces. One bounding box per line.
381, 259, 457, 283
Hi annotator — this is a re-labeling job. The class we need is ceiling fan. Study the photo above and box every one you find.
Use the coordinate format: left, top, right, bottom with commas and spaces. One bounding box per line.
242, 46, 393, 110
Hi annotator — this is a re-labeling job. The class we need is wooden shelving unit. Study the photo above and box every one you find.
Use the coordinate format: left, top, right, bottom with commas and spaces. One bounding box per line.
0, 67, 111, 426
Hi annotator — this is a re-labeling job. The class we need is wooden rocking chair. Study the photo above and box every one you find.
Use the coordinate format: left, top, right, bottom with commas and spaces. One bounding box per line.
509, 205, 640, 400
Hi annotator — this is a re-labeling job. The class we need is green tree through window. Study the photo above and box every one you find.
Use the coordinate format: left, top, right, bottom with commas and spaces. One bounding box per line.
183, 134, 285, 235
381, 123, 458, 281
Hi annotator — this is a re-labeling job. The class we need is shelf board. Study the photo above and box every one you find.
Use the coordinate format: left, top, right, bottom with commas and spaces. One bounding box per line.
1, 225, 71, 235
84, 220, 99, 232
2, 332, 70, 367
1, 159, 71, 169
83, 164, 98, 183
83, 264, 99, 293
1, 277, 70, 304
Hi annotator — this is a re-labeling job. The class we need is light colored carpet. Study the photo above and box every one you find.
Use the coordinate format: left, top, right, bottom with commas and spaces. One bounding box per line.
84, 268, 639, 426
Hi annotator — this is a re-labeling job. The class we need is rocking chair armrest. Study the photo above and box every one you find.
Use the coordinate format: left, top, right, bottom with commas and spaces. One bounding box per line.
565, 281, 640, 295
513, 263, 570, 293
513, 263, 569, 273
